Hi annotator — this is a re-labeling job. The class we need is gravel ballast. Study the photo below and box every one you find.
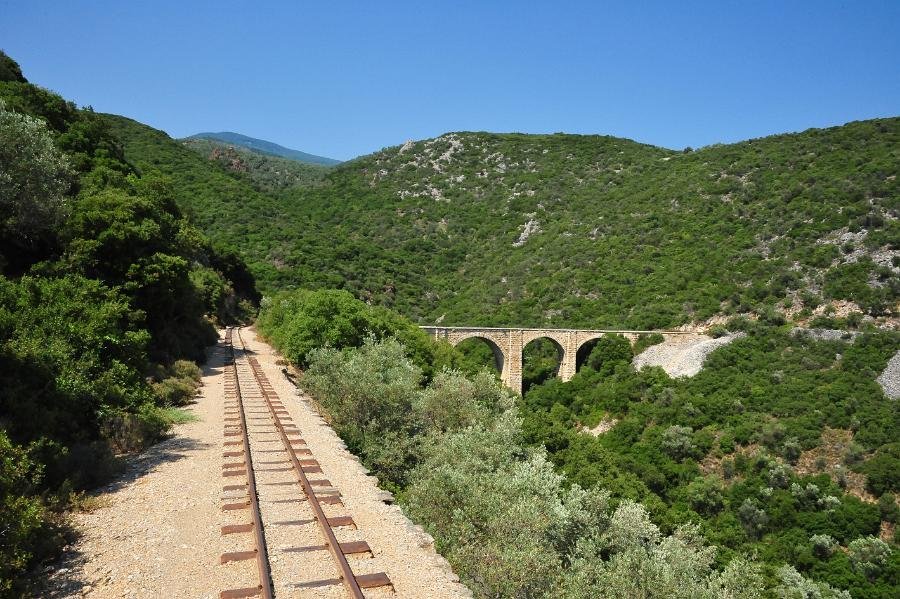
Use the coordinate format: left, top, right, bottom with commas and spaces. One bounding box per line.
40, 330, 471, 598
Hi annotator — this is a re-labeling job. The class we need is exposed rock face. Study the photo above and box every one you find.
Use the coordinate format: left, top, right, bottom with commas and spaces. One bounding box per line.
633, 333, 746, 378
877, 350, 900, 399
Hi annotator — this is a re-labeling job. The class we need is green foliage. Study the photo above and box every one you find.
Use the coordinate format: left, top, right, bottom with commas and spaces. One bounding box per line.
634, 332, 665, 354
304, 339, 423, 489
857, 443, 900, 496
586, 334, 634, 374
257, 288, 437, 374
0, 56, 261, 590
109, 119, 900, 326
519, 325, 900, 596
0, 100, 73, 272
847, 536, 892, 580
300, 336, 761, 598
0, 51, 26, 83
0, 431, 47, 595
775, 565, 852, 598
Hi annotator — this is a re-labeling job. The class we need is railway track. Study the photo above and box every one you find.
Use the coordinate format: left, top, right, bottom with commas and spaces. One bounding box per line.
218, 327, 392, 598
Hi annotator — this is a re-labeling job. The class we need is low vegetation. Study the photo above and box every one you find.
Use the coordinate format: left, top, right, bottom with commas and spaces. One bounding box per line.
257, 294, 896, 597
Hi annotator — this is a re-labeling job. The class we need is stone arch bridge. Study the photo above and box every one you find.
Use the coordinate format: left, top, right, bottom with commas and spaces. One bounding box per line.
421, 326, 693, 395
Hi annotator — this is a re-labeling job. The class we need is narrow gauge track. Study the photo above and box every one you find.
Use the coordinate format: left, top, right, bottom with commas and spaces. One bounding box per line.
219, 327, 392, 598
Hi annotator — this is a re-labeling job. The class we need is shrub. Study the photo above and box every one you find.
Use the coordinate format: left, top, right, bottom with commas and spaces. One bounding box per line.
738, 499, 768, 539
0, 99, 73, 268
258, 288, 437, 374
685, 475, 725, 515
810, 534, 837, 558
859, 443, 900, 495
633, 332, 665, 354
848, 536, 892, 580
403, 415, 568, 597
170, 359, 201, 382
783, 437, 802, 464
774, 565, 851, 598
586, 334, 633, 375
303, 338, 423, 489
151, 376, 197, 407
877, 493, 899, 524
662, 425, 696, 460
0, 431, 47, 594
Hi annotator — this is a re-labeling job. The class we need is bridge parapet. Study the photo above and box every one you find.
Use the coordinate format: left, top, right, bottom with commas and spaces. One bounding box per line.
421, 326, 693, 394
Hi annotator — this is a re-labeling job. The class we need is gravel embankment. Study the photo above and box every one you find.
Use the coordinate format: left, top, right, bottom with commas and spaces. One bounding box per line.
633, 333, 745, 378
877, 350, 900, 399
40, 338, 235, 598
40, 330, 471, 598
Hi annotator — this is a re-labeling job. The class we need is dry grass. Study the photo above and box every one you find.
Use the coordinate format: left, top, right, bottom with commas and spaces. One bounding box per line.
69, 491, 113, 513
794, 427, 874, 503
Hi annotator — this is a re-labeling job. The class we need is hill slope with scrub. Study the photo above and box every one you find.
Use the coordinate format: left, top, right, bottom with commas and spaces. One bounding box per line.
110, 115, 899, 328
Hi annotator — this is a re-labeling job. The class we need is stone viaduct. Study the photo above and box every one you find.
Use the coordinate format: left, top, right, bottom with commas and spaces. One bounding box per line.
421, 326, 693, 395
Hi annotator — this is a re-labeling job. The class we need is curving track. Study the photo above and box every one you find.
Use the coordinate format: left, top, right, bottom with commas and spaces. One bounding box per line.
218, 327, 392, 598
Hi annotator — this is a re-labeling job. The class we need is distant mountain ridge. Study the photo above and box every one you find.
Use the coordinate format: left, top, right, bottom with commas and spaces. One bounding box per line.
183, 131, 340, 166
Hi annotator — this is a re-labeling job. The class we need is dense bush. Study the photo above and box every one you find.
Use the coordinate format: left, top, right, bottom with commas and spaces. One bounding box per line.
518, 325, 899, 596
302, 338, 765, 598
0, 431, 47, 595
0, 54, 259, 591
257, 288, 439, 375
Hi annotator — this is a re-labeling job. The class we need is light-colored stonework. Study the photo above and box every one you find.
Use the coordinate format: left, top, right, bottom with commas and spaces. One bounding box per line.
421, 326, 693, 394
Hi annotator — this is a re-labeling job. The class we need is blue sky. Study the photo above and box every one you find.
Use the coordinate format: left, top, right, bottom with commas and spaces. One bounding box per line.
2, 1, 898, 160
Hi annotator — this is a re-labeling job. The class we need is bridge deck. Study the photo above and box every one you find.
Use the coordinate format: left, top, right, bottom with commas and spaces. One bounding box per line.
420, 326, 695, 335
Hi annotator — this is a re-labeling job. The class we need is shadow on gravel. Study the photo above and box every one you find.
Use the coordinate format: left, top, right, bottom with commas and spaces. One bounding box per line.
32, 436, 212, 597
103, 436, 212, 494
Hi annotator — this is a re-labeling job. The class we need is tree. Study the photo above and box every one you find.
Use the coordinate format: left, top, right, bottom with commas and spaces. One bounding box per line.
0, 100, 73, 270
586, 334, 633, 375
0, 51, 26, 83
848, 536, 892, 580
774, 565, 851, 598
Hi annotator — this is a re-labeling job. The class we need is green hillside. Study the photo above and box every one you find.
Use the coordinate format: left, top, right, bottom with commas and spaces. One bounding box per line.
290, 126, 899, 327
99, 114, 307, 289
180, 136, 331, 193
107, 117, 899, 329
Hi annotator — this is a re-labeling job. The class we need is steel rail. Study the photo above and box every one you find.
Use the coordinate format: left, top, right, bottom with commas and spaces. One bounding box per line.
235, 328, 368, 599
220, 327, 275, 599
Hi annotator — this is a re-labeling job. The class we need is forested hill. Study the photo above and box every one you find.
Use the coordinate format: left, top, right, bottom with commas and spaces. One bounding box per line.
100, 114, 313, 290
183, 131, 340, 165
180, 136, 331, 193
279, 123, 899, 328
105, 109, 898, 330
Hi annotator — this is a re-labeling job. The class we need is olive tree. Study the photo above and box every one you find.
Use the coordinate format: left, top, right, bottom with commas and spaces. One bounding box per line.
0, 100, 73, 261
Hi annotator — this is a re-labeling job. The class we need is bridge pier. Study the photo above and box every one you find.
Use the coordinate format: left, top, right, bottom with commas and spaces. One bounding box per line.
421, 326, 689, 395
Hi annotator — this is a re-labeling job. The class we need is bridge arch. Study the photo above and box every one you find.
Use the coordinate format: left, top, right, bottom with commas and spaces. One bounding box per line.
421, 326, 684, 395
522, 336, 565, 393
451, 333, 506, 377
574, 333, 605, 372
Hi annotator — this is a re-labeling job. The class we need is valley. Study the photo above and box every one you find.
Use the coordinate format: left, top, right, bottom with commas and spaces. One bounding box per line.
0, 46, 897, 599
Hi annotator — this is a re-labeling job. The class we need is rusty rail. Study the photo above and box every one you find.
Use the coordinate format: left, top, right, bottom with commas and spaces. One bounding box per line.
220, 327, 390, 597
220, 327, 275, 599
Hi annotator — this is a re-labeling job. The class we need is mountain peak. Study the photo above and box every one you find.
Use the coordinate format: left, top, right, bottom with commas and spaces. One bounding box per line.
182, 131, 340, 166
